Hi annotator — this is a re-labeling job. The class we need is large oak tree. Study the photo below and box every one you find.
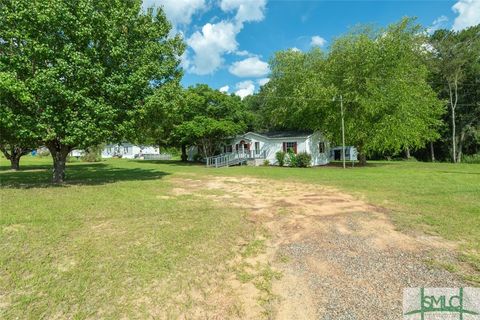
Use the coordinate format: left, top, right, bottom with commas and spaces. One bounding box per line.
0, 0, 184, 182
258, 18, 444, 164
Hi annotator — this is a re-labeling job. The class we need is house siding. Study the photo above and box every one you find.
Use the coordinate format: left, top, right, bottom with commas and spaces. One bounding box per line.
232, 132, 329, 166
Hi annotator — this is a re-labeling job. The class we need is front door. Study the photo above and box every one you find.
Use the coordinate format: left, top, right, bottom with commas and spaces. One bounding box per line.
334, 150, 341, 160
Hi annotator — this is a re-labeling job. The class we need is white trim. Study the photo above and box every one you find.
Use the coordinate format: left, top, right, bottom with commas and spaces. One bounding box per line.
241, 131, 314, 140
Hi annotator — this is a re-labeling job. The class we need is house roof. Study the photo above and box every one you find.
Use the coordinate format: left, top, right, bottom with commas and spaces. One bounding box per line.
248, 131, 314, 139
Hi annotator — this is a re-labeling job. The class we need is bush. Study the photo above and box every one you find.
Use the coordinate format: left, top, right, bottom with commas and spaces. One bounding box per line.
275, 151, 286, 166
66, 156, 80, 163
82, 144, 104, 162
286, 149, 297, 167
193, 153, 204, 162
263, 159, 270, 166
463, 153, 480, 164
36, 148, 50, 158
295, 152, 312, 167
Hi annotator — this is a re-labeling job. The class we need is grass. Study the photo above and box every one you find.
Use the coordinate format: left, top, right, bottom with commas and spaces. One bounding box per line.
0, 157, 254, 318
214, 161, 480, 269
1, 156, 479, 318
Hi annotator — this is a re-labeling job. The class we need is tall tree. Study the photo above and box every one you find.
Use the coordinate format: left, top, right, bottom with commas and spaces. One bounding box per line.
429, 26, 480, 162
326, 19, 444, 164
0, 71, 38, 170
173, 85, 253, 159
0, 0, 184, 182
134, 81, 185, 151
260, 18, 444, 164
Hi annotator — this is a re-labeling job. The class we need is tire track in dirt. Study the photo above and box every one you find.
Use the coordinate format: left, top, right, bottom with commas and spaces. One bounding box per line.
172, 176, 465, 319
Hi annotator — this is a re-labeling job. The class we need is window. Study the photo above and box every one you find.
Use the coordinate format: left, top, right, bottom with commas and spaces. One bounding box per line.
123, 147, 129, 154
319, 142, 326, 153
283, 142, 297, 154
225, 145, 233, 153
255, 142, 260, 154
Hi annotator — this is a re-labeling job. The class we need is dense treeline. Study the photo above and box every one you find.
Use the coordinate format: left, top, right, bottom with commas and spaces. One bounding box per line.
247, 19, 479, 163
0, 0, 478, 183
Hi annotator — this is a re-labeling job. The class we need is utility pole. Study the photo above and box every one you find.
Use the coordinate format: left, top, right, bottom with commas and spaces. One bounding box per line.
340, 94, 346, 169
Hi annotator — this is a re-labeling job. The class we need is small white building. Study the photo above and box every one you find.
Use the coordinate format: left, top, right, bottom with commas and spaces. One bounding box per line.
102, 143, 160, 159
329, 146, 358, 162
226, 131, 331, 166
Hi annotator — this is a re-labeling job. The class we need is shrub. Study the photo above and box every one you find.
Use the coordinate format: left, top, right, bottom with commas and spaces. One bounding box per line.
263, 159, 270, 166
463, 153, 480, 164
36, 148, 50, 158
286, 149, 297, 167
295, 152, 312, 167
193, 153, 204, 162
82, 144, 104, 162
66, 156, 80, 163
275, 151, 286, 166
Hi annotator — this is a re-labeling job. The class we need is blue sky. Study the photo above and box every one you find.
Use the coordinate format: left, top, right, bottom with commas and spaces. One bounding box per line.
143, 0, 480, 97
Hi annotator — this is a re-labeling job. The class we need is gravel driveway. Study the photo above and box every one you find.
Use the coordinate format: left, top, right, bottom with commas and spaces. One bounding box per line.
177, 176, 466, 319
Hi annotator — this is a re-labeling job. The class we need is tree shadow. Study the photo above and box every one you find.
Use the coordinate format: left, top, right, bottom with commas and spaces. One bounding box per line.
0, 162, 170, 189
129, 160, 205, 167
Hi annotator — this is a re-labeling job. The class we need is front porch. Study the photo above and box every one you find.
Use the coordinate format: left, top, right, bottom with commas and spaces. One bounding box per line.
206, 149, 266, 168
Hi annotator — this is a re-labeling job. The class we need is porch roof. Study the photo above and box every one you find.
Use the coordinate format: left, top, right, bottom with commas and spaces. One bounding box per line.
241, 131, 314, 139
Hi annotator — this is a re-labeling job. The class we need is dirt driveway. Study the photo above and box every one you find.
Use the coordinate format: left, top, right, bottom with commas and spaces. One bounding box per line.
173, 176, 465, 319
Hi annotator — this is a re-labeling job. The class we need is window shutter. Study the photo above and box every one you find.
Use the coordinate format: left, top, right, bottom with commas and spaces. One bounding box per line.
293, 142, 297, 154
282, 142, 286, 152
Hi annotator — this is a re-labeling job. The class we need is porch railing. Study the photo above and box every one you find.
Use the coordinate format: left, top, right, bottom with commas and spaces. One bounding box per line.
206, 150, 266, 168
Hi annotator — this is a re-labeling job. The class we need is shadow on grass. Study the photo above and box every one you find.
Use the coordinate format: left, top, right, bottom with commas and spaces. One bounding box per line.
0, 162, 169, 189
129, 159, 205, 167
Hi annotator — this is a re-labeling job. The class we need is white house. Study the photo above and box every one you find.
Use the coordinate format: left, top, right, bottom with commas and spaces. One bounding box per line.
197, 131, 358, 167
226, 131, 331, 166
102, 143, 160, 159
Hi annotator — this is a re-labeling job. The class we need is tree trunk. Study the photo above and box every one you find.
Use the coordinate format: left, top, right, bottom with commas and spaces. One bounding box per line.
0, 145, 30, 170
10, 155, 20, 170
46, 140, 71, 184
181, 144, 187, 162
405, 147, 411, 159
358, 153, 367, 166
457, 130, 465, 163
430, 142, 435, 162
448, 76, 458, 163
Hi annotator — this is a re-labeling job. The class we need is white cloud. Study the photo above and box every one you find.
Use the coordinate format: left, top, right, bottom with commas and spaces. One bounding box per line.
228, 57, 270, 77
257, 78, 270, 86
142, 0, 206, 26
235, 50, 251, 56
310, 35, 327, 47
220, 0, 267, 24
427, 15, 449, 34
186, 21, 239, 75
452, 0, 480, 31
235, 80, 255, 99
184, 1, 268, 75
219, 85, 230, 93
290, 47, 302, 52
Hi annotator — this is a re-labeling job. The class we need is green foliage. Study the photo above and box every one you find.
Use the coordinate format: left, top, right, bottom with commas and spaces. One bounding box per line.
263, 159, 270, 166
172, 85, 253, 157
0, 0, 184, 181
295, 152, 312, 167
193, 153, 204, 162
286, 150, 297, 167
258, 18, 444, 163
275, 151, 286, 166
463, 153, 480, 164
82, 145, 104, 163
134, 81, 185, 148
429, 25, 480, 162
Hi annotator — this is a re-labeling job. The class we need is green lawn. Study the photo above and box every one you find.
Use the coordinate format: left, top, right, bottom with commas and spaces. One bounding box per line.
1, 157, 479, 318
0, 157, 255, 318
